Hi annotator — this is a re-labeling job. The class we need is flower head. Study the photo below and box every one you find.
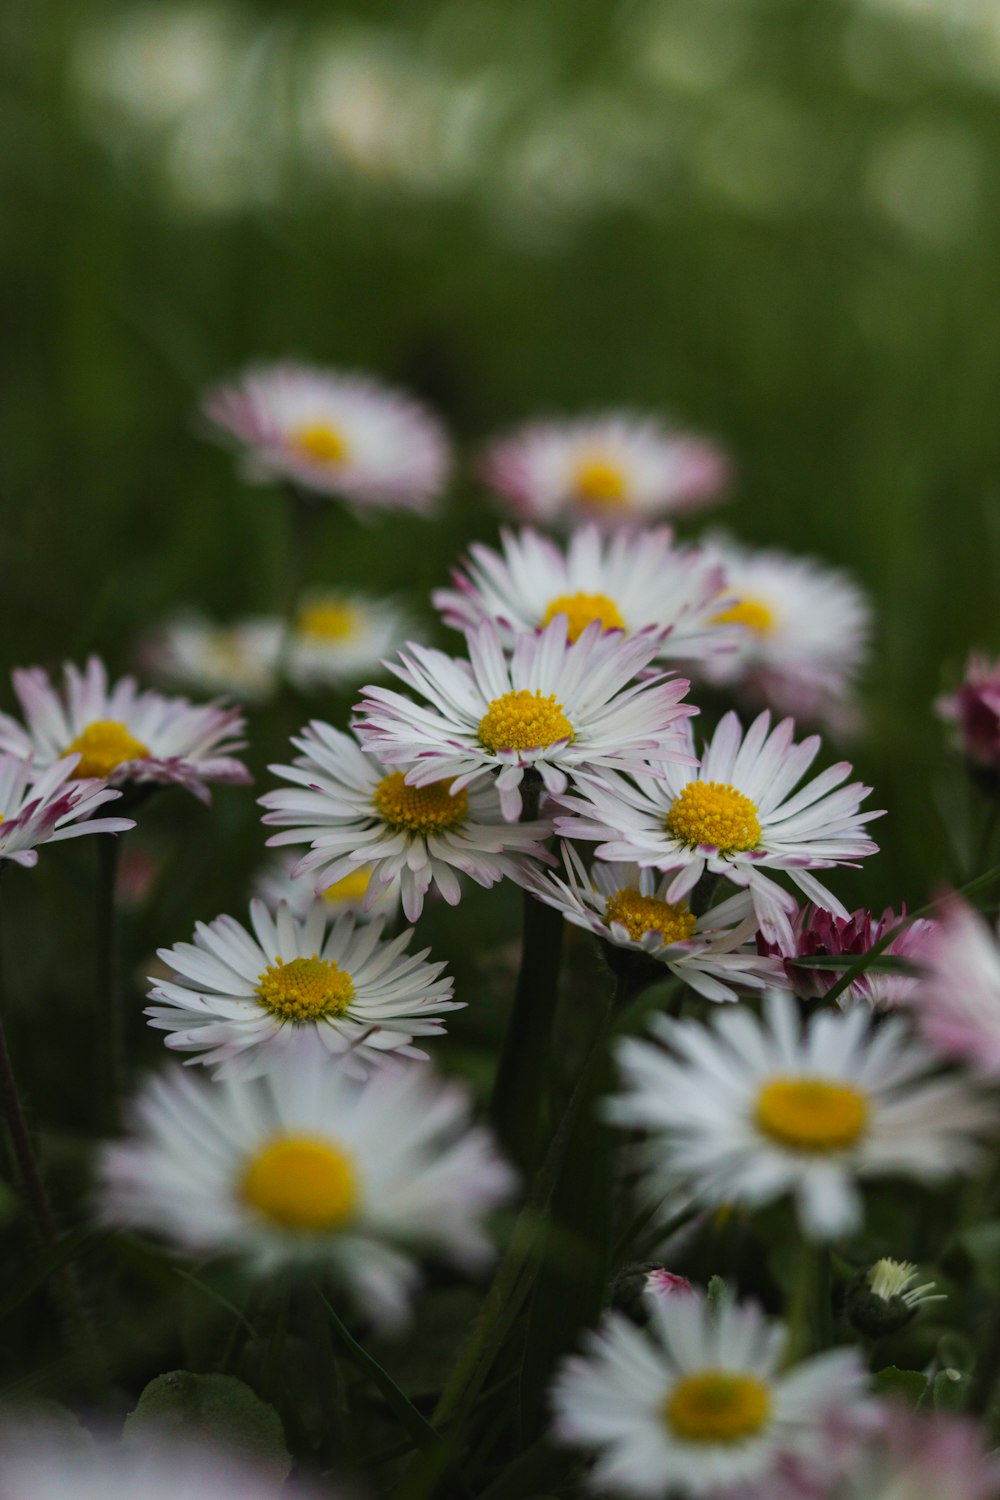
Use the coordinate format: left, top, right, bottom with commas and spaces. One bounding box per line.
145, 897, 458, 1077
0, 658, 250, 803
0, 753, 133, 868
141, 612, 282, 703
253, 850, 400, 923
937, 652, 1000, 770
908, 896, 1000, 1075
285, 590, 413, 691
759, 904, 936, 1009
202, 361, 450, 514
610, 990, 993, 1240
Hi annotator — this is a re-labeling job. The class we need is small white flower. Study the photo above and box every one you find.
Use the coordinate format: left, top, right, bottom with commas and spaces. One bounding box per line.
610, 990, 994, 1241
253, 850, 400, 924
433, 524, 736, 666
551, 1286, 867, 1498
355, 618, 696, 822
554, 709, 881, 946
260, 721, 554, 922
142, 611, 283, 703
202, 361, 450, 514
98, 1050, 515, 1325
284, 590, 413, 692
521, 842, 778, 1003
0, 657, 250, 804
145, 897, 459, 1077
0, 754, 133, 868
480, 411, 728, 529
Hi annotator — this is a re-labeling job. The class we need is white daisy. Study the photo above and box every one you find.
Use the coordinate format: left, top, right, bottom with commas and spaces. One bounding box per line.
907, 896, 1000, 1075
253, 850, 400, 924
520, 842, 779, 1003
145, 897, 459, 1078
201, 361, 450, 514
142, 611, 282, 703
610, 989, 994, 1240
260, 721, 554, 922
0, 753, 133, 868
98, 1049, 515, 1324
284, 590, 413, 692
355, 617, 696, 822
432, 524, 737, 667
0, 658, 250, 804
554, 710, 882, 946
480, 411, 728, 529
697, 539, 871, 733
551, 1285, 867, 1498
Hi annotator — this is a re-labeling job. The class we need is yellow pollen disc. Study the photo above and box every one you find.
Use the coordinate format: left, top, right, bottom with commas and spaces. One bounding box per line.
665, 781, 762, 854
603, 889, 697, 947
65, 720, 151, 779
572, 456, 629, 507
242, 1135, 359, 1231
323, 867, 374, 903
540, 591, 626, 643
755, 1077, 870, 1152
297, 600, 360, 641
478, 689, 574, 753
712, 597, 776, 635
291, 422, 349, 464
665, 1371, 772, 1444
373, 772, 469, 834
256, 955, 355, 1021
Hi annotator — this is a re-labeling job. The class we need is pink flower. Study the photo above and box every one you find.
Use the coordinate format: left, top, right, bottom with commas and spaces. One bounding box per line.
908, 896, 1000, 1075
937, 652, 1000, 769
759, 904, 936, 1009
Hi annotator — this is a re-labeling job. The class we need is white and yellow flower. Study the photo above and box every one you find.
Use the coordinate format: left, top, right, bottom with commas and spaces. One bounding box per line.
284, 590, 412, 692
610, 990, 993, 1240
260, 721, 554, 922
253, 851, 400, 924
551, 1285, 867, 1498
142, 611, 283, 703
145, 897, 458, 1077
98, 1050, 515, 1324
355, 618, 696, 822
0, 753, 133, 868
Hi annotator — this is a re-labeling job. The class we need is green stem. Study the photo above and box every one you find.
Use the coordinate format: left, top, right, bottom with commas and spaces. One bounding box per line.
785, 1239, 826, 1363
968, 1296, 1000, 1415
96, 832, 122, 1128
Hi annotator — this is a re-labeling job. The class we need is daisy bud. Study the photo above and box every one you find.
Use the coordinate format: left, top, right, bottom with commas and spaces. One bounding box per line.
846, 1257, 944, 1339
937, 652, 1000, 779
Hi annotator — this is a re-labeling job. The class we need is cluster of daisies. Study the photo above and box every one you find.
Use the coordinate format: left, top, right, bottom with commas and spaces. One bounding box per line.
4, 359, 1000, 1500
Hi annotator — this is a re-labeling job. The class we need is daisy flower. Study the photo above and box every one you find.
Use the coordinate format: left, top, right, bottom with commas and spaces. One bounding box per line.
355, 617, 696, 822
97, 1049, 515, 1324
142, 611, 282, 703
432, 524, 737, 666
201, 361, 450, 514
480, 411, 728, 529
284, 590, 413, 692
845, 1256, 944, 1339
520, 842, 779, 1003
0, 658, 250, 804
551, 1284, 867, 1499
696, 539, 871, 733
260, 721, 554, 922
758, 904, 936, 1009
145, 896, 458, 1078
0, 753, 133, 868
936, 651, 1000, 770
554, 709, 882, 946
907, 896, 1000, 1075
827, 1409, 1000, 1500
253, 850, 400, 924
610, 989, 993, 1240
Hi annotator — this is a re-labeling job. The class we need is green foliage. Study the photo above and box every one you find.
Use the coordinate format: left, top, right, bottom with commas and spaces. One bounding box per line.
123, 1371, 291, 1479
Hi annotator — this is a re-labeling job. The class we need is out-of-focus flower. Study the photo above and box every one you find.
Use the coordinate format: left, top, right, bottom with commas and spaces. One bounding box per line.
145, 897, 458, 1077
758, 904, 936, 1009
936, 652, 1000, 770
698, 539, 871, 734
554, 710, 882, 947
846, 1256, 943, 1338
644, 1268, 696, 1302
551, 1285, 867, 1498
253, 850, 400, 923
520, 842, 778, 1003
98, 1050, 515, 1325
285, 591, 412, 691
356, 618, 696, 822
433, 523, 736, 666
610, 990, 993, 1240
0, 754, 133, 868
202, 362, 450, 514
908, 896, 1000, 1075
0, 658, 249, 804
141, 611, 282, 703
261, 721, 553, 922
480, 412, 728, 529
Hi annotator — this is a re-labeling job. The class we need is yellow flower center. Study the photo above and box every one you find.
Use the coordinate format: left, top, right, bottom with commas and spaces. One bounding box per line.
65, 720, 151, 780
323, 867, 374, 904
291, 422, 349, 465
603, 889, 697, 946
296, 600, 360, 641
242, 1135, 359, 1231
256, 955, 355, 1021
539, 591, 626, 643
755, 1077, 870, 1152
665, 782, 762, 854
478, 690, 574, 753
713, 597, 776, 635
572, 456, 629, 507
373, 772, 469, 833
664, 1371, 772, 1444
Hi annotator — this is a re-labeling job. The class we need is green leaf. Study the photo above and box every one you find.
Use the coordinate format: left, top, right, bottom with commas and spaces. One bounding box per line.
787, 955, 919, 974
933, 1366, 965, 1412
124, 1372, 290, 1479
872, 1366, 929, 1407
